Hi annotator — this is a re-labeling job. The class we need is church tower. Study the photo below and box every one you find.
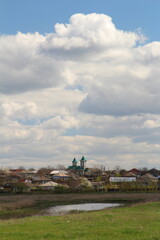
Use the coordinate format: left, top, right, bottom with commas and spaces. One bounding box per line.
80, 156, 87, 169
72, 158, 77, 167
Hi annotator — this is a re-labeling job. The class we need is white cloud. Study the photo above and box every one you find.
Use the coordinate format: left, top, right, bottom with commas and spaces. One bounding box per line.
0, 32, 67, 94
40, 13, 144, 61
0, 13, 160, 169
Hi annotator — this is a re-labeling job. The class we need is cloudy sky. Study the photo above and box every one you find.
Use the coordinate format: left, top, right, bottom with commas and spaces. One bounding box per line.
0, 0, 160, 170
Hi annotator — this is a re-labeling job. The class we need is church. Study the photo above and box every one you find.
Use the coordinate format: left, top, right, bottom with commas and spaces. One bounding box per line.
68, 156, 88, 176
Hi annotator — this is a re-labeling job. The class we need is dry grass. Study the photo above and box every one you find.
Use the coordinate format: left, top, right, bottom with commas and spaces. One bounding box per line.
0, 199, 34, 211
0, 192, 160, 209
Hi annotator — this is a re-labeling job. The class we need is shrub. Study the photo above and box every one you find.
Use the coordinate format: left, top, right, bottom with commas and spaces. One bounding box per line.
54, 184, 70, 193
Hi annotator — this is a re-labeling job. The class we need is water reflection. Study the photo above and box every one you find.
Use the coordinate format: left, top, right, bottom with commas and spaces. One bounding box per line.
42, 203, 122, 216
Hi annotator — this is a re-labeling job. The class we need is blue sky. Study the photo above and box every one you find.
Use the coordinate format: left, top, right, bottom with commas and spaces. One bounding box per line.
0, 0, 160, 42
0, 0, 160, 170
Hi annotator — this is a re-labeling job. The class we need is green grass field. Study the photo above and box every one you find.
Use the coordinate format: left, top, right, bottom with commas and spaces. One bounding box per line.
0, 202, 160, 240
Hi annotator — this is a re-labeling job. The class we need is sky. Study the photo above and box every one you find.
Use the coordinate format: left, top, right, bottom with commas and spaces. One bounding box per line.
0, 0, 160, 170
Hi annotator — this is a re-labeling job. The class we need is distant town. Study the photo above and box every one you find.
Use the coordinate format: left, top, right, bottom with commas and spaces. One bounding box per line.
0, 156, 160, 193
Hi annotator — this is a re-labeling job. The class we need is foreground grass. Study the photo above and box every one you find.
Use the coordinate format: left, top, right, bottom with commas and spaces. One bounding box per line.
0, 202, 160, 240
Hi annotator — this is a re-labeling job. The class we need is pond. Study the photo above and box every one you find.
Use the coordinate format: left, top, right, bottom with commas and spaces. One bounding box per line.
41, 203, 123, 216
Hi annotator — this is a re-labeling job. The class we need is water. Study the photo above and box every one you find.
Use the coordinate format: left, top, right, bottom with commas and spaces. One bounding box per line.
41, 203, 122, 216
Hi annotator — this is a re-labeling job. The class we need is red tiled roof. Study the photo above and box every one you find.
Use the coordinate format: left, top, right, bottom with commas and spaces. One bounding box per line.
128, 168, 140, 173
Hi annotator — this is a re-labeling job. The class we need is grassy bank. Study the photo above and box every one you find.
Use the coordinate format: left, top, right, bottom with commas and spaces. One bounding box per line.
0, 202, 160, 240
1, 192, 160, 219
0, 192, 146, 219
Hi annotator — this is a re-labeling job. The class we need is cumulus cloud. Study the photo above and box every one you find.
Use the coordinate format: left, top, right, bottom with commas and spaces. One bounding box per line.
79, 81, 159, 116
40, 13, 144, 60
0, 32, 67, 94
1, 13, 160, 168
38, 13, 160, 116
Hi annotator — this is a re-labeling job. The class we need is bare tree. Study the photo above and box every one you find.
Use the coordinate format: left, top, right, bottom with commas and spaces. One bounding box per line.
92, 164, 106, 171
114, 165, 121, 171
139, 167, 148, 171
18, 166, 26, 170
28, 168, 36, 171
56, 164, 66, 170
37, 167, 54, 176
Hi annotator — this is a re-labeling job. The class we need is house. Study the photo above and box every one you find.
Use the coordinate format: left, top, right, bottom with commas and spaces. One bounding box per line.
109, 177, 136, 183
137, 173, 158, 186
6, 173, 22, 183
39, 181, 59, 190
32, 176, 51, 184
148, 168, 160, 177
50, 170, 71, 181
128, 168, 141, 176
85, 168, 107, 182
19, 170, 36, 179
124, 172, 136, 177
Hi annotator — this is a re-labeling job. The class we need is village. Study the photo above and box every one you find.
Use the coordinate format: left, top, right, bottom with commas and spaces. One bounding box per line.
0, 156, 160, 193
